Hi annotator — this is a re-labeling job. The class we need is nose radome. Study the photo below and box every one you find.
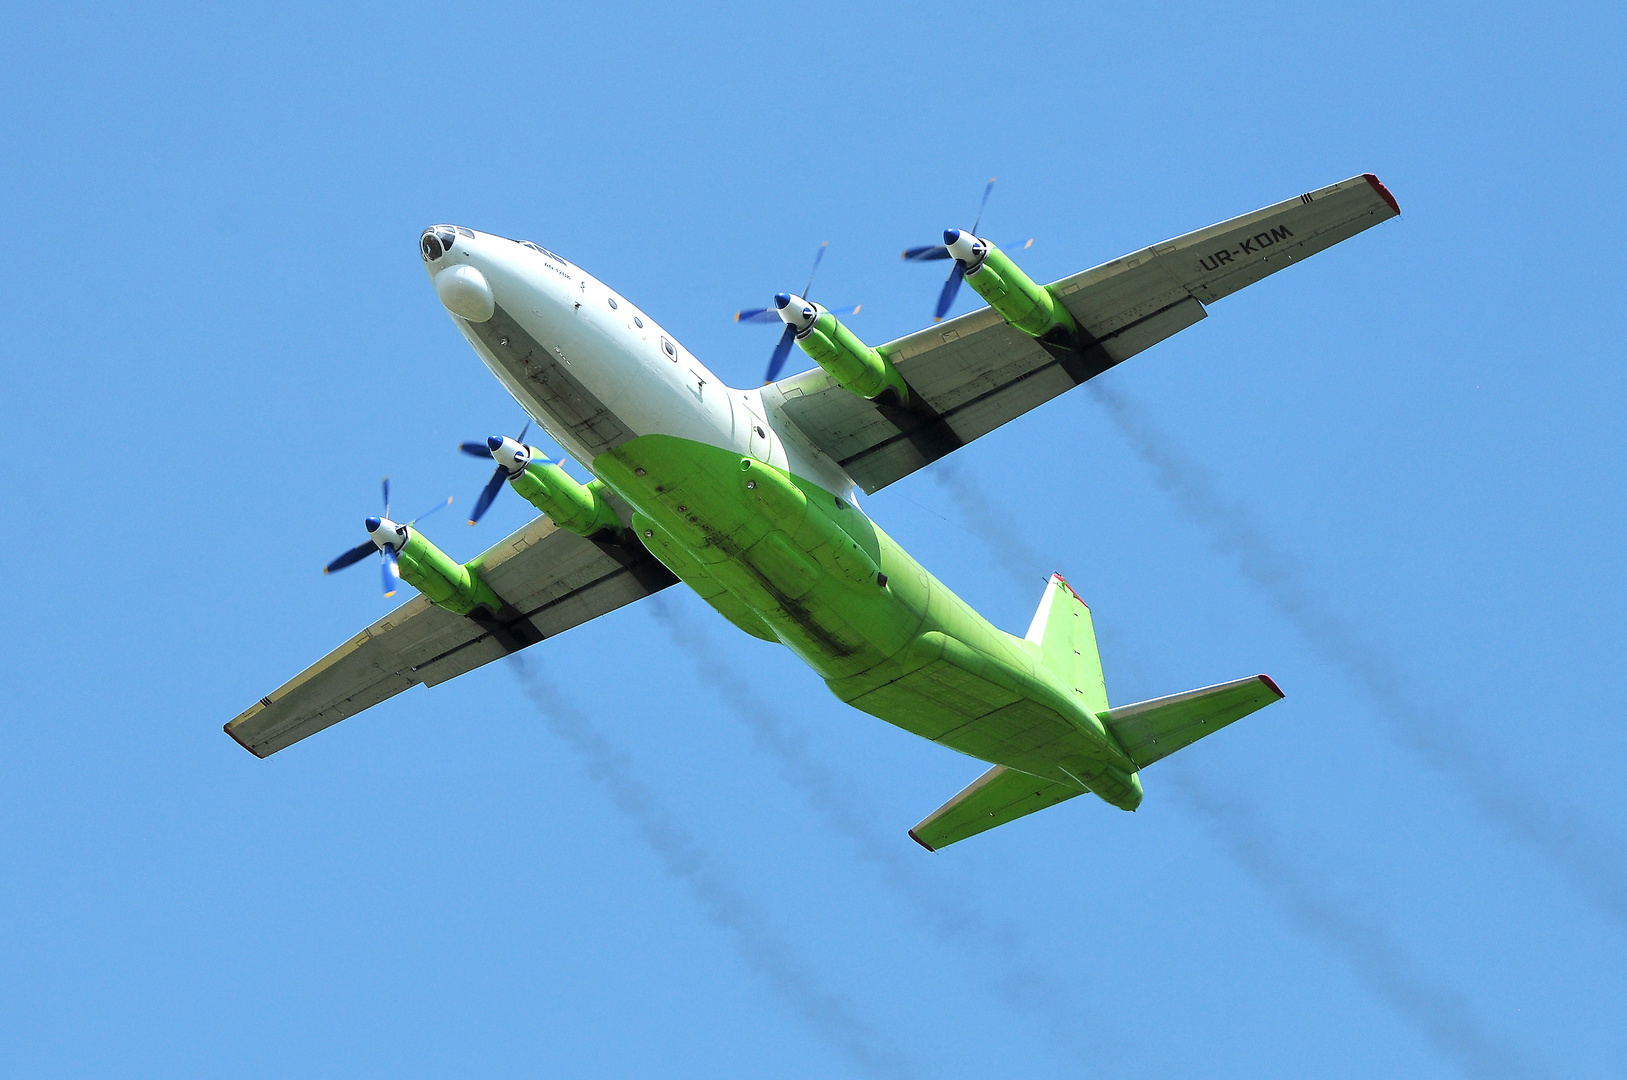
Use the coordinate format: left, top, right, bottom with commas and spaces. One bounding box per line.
436, 264, 495, 322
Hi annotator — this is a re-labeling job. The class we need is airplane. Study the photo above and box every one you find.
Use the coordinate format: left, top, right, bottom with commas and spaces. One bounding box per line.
225, 174, 1400, 851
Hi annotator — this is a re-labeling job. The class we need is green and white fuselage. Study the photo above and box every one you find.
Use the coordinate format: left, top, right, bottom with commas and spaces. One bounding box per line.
422, 226, 1150, 811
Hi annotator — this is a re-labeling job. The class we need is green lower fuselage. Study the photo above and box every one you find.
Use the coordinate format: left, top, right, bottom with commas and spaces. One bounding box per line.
405, 227, 1141, 809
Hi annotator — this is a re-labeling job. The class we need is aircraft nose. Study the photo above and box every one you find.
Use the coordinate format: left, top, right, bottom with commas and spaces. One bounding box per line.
420, 224, 468, 263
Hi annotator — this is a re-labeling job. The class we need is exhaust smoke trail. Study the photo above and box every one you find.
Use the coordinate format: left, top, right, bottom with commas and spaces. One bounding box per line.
508, 654, 919, 1080
1085, 376, 1627, 927
929, 461, 1051, 592
1168, 770, 1540, 1080
645, 598, 1133, 1064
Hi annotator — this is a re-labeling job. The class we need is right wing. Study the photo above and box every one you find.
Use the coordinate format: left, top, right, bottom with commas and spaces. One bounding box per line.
224, 515, 677, 758
768, 174, 1400, 493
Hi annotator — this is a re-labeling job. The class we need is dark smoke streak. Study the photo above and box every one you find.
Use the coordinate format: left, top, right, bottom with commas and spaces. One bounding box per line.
930, 461, 1051, 592
645, 598, 1127, 1064
509, 654, 919, 1080
1168, 770, 1541, 1080
1086, 376, 1627, 927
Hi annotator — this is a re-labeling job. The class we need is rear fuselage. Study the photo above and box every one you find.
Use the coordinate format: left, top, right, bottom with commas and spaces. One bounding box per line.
423, 226, 1140, 807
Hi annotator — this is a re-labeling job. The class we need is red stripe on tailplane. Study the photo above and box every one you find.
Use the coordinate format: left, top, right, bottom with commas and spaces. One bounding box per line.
1364, 173, 1400, 215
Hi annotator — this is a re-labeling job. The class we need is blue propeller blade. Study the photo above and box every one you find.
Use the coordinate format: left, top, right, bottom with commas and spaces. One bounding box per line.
325, 539, 377, 574
382, 476, 390, 519
469, 465, 507, 525
801, 242, 827, 300
934, 261, 965, 321
971, 177, 995, 233
735, 308, 780, 324
902, 245, 951, 262
381, 546, 400, 597
764, 323, 797, 384
408, 495, 453, 525
459, 441, 492, 458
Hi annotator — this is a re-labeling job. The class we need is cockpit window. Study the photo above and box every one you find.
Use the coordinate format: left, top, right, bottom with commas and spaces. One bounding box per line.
454, 226, 474, 239
421, 224, 461, 262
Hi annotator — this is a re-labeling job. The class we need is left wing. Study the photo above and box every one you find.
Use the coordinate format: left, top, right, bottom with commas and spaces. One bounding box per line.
224, 516, 677, 758
768, 174, 1399, 493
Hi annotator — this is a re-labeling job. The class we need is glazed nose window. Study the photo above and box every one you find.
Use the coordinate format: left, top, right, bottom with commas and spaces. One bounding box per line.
435, 226, 457, 251
421, 231, 443, 261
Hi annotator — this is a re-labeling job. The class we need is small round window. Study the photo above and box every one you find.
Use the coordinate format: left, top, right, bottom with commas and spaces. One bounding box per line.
661, 338, 676, 360
607, 297, 619, 310
633, 316, 644, 328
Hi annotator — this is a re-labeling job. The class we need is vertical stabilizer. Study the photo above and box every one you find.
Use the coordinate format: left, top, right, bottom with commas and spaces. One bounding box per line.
1025, 574, 1108, 715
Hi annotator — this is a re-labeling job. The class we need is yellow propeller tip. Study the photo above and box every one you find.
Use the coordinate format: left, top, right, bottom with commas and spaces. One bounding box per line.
853, 304, 861, 314
1023, 238, 1033, 248
384, 590, 396, 598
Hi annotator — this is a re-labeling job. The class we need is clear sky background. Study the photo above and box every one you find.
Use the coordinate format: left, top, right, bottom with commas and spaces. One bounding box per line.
3, 2, 1624, 1077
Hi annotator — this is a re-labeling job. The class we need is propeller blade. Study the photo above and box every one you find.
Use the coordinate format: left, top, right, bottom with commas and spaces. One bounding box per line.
469, 465, 507, 525
934, 262, 965, 321
517, 420, 531, 443
381, 546, 400, 597
734, 307, 780, 324
902, 244, 952, 262
459, 441, 493, 458
408, 495, 453, 526
971, 177, 996, 234
764, 323, 797, 384
823, 303, 861, 317
325, 539, 378, 575
801, 241, 828, 301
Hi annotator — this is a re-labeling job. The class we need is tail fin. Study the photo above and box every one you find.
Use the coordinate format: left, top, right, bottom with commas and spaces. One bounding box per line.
907, 574, 1286, 851
1026, 573, 1108, 714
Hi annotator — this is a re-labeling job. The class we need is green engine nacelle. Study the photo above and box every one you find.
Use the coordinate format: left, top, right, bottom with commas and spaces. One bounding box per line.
394, 528, 504, 616
778, 294, 909, 405
510, 455, 624, 539
946, 231, 1081, 347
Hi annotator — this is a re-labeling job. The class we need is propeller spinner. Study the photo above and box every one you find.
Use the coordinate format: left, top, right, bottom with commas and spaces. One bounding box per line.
735, 242, 859, 384
324, 477, 452, 597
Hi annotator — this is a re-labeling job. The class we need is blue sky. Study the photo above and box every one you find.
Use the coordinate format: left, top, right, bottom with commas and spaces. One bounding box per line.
3, 2, 1624, 1077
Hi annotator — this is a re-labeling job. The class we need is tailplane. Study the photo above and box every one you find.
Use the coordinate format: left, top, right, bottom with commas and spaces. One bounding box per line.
909, 574, 1285, 851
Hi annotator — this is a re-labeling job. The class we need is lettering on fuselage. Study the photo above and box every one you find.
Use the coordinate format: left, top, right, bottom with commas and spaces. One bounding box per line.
1196, 224, 1294, 272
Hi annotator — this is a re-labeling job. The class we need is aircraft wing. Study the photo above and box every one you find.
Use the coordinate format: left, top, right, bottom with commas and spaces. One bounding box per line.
224, 515, 678, 758
766, 174, 1400, 493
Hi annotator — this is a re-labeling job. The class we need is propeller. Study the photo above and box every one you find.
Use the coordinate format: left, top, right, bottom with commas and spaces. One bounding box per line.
324, 477, 452, 598
736, 242, 860, 384
460, 421, 568, 525
903, 178, 1030, 321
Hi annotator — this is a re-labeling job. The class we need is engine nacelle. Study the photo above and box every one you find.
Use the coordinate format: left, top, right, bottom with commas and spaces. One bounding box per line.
393, 527, 504, 616
509, 453, 624, 539
945, 229, 1080, 346
775, 293, 908, 406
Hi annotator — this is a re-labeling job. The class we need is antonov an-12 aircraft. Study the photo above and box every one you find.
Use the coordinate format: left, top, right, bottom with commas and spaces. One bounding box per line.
226, 175, 1400, 850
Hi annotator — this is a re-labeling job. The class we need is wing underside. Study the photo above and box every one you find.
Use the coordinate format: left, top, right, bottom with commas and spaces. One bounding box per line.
768, 174, 1399, 493
225, 514, 677, 758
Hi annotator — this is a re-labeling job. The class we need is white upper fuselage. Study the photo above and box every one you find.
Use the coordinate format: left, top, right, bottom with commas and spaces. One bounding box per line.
419, 225, 855, 498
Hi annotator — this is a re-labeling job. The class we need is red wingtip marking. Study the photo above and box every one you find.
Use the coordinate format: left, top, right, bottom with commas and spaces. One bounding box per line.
908, 829, 936, 852
222, 722, 262, 757
1258, 674, 1285, 699
1363, 173, 1400, 215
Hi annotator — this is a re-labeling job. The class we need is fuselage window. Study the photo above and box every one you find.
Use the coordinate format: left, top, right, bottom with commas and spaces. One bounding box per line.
607, 297, 619, 310
661, 337, 677, 361
633, 316, 644, 328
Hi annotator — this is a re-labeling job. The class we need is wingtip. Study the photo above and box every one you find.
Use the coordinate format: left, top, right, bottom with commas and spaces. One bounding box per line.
1258, 674, 1285, 699
1363, 173, 1400, 215
908, 829, 936, 852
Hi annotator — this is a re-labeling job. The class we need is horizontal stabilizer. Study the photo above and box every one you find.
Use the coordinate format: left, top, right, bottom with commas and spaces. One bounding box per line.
909, 765, 1086, 852
1102, 675, 1283, 769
